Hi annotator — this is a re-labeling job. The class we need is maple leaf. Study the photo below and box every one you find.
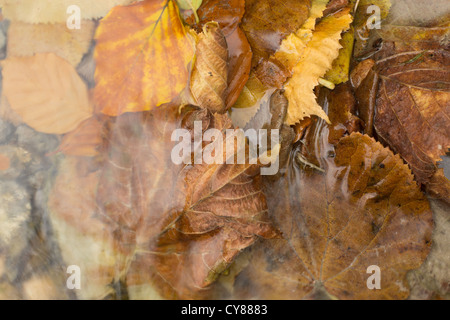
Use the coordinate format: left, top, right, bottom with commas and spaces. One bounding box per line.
93, 0, 195, 116
284, 9, 353, 125
353, 24, 450, 202
6, 20, 95, 67
230, 132, 433, 300
1, 53, 93, 134
0, 0, 140, 23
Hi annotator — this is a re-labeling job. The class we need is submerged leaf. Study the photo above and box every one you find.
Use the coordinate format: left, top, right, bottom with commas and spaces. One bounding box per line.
0, 0, 140, 23
233, 133, 433, 300
1, 53, 92, 134
354, 24, 450, 201
49, 105, 277, 299
7, 20, 96, 67
94, 0, 195, 116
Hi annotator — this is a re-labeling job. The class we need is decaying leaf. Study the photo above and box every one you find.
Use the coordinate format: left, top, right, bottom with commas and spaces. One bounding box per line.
49, 104, 277, 299
284, 9, 352, 124
231, 133, 433, 300
354, 24, 450, 201
241, 0, 311, 67
183, 0, 251, 109
48, 156, 120, 299
6, 20, 96, 67
57, 117, 104, 157
0, 0, 140, 23
190, 22, 228, 113
94, 0, 195, 116
1, 53, 93, 134
232, 0, 328, 113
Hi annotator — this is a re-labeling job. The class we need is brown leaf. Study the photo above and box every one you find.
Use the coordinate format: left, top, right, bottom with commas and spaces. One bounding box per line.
183, 0, 252, 109
58, 117, 104, 157
232, 132, 433, 300
190, 22, 229, 113
49, 104, 277, 299
241, 0, 311, 68
354, 25, 450, 201
1, 53, 93, 134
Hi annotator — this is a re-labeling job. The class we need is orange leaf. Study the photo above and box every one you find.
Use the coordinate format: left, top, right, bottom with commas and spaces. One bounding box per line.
1, 53, 93, 134
58, 117, 103, 157
94, 0, 195, 116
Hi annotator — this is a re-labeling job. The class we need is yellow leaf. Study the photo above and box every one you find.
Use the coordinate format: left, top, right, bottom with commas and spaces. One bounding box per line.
7, 20, 95, 67
284, 9, 353, 125
232, 0, 329, 113
0, 0, 140, 23
94, 0, 195, 116
1, 53, 93, 134
324, 27, 355, 85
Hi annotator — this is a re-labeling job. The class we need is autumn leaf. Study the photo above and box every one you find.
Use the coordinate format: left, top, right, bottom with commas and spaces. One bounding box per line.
6, 20, 96, 67
232, 0, 328, 112
1, 53, 93, 134
284, 9, 352, 125
48, 156, 120, 299
241, 0, 311, 68
0, 0, 140, 23
48, 104, 277, 299
58, 117, 104, 157
93, 0, 195, 116
190, 22, 228, 113
323, 27, 355, 85
353, 24, 450, 201
183, 0, 251, 109
230, 132, 433, 300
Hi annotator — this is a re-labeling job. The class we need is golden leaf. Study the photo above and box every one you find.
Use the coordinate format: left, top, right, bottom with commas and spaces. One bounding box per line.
324, 27, 355, 85
232, 0, 329, 118
1, 53, 93, 134
284, 9, 353, 125
0, 0, 140, 23
94, 0, 195, 116
7, 20, 95, 67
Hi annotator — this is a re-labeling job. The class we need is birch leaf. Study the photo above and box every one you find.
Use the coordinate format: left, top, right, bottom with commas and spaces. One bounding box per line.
284, 9, 353, 125
93, 0, 195, 116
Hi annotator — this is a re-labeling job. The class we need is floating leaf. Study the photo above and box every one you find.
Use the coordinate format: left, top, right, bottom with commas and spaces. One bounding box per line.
1, 53, 92, 134
94, 0, 195, 116
183, 0, 251, 109
284, 9, 353, 124
190, 22, 228, 113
